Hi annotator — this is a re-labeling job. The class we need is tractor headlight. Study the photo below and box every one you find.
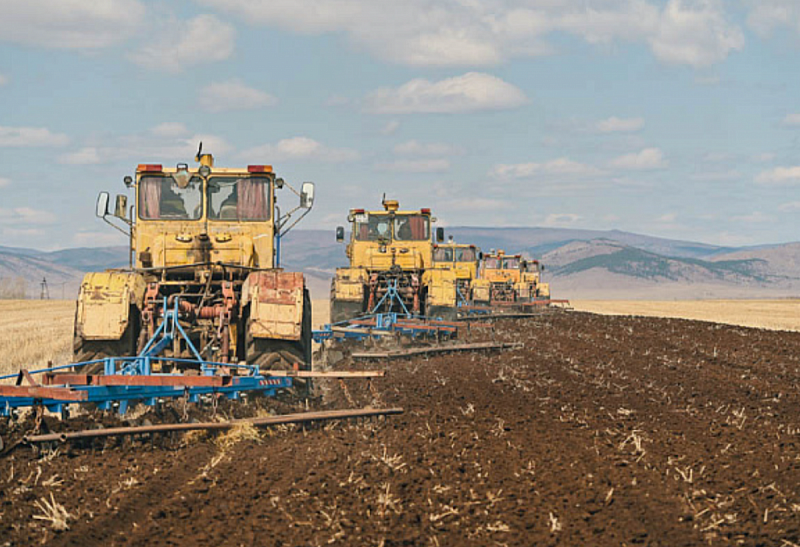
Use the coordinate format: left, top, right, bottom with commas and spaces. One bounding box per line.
199, 164, 211, 178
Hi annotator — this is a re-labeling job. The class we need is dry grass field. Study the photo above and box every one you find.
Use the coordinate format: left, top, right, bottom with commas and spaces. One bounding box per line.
572, 299, 800, 332
1, 298, 797, 378
0, 300, 75, 377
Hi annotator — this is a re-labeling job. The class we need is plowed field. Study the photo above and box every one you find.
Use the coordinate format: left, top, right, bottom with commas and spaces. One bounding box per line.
2, 312, 800, 546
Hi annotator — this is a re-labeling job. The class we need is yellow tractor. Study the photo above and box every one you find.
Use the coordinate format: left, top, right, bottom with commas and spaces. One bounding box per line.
330, 198, 459, 322
432, 240, 481, 308
73, 148, 316, 371
472, 250, 549, 306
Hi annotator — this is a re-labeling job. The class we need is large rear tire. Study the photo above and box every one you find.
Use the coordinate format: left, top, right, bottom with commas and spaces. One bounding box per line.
246, 288, 312, 371
72, 306, 139, 374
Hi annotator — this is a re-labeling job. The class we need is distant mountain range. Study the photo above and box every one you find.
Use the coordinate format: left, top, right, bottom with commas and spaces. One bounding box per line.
2, 228, 800, 300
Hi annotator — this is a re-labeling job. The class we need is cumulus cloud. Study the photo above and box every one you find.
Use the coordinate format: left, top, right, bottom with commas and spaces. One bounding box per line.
380, 120, 401, 135
0, 207, 56, 225
130, 14, 235, 72
543, 213, 582, 227
393, 140, 463, 157
0, 126, 68, 147
778, 201, 800, 212
596, 116, 645, 133
58, 131, 232, 165
609, 148, 668, 170
198, 80, 278, 112
365, 72, 527, 114
240, 137, 359, 163
649, 0, 744, 68
782, 113, 800, 127
755, 166, 800, 185
745, 0, 800, 37
151, 123, 189, 138
490, 157, 600, 179
58, 147, 102, 165
0, 0, 145, 49
374, 159, 450, 173
200, 0, 743, 68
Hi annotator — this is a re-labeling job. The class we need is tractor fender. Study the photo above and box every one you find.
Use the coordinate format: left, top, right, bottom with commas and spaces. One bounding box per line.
331, 268, 368, 302
423, 269, 457, 307
242, 271, 305, 341
75, 272, 146, 340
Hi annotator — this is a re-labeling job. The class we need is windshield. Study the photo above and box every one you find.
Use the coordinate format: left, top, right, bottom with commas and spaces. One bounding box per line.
484, 256, 501, 269
393, 214, 429, 241
503, 257, 521, 269
354, 214, 391, 241
139, 175, 202, 220
208, 176, 270, 221
433, 247, 454, 262
455, 248, 476, 262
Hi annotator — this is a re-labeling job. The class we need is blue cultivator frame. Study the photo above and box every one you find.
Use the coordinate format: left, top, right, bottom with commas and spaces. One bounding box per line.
0, 298, 292, 417
312, 279, 461, 343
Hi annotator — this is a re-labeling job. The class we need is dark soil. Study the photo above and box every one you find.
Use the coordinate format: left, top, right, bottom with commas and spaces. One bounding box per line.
2, 312, 800, 546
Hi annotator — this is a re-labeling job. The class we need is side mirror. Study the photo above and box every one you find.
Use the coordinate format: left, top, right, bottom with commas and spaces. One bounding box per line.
123, 176, 133, 188
521, 260, 527, 270
115, 195, 128, 219
435, 227, 445, 242
478, 251, 483, 260
541, 264, 545, 271
96, 192, 110, 218
335, 226, 345, 242
300, 181, 315, 209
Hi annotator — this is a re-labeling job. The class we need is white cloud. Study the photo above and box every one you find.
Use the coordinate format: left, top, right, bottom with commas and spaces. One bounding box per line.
596, 116, 645, 133
324, 95, 350, 107
129, 14, 235, 72
755, 166, 800, 185
240, 137, 359, 163
690, 170, 741, 182
60, 131, 232, 165
649, 0, 744, 68
490, 157, 600, 179
58, 147, 102, 165
0, 0, 145, 49
746, 0, 800, 37
0, 207, 56, 225
0, 73, 7, 86
0, 177, 9, 188
782, 113, 800, 127
364, 72, 528, 114
200, 0, 742, 68
380, 120, 400, 135
0, 126, 68, 147
609, 148, 668, 170
753, 152, 777, 162
151, 123, 189, 138
778, 201, 800, 213
543, 213, 581, 227
198, 80, 278, 112
375, 159, 450, 173
657, 212, 677, 222
393, 140, 463, 157
733, 211, 774, 223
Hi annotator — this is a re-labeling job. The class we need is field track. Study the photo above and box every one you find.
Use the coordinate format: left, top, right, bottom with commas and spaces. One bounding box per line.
2, 311, 799, 546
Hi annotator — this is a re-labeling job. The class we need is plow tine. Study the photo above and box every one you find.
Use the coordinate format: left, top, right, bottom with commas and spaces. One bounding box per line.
23, 407, 404, 444
351, 341, 523, 360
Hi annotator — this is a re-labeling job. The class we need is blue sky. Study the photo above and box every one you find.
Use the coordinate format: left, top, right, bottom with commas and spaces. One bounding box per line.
1, 0, 800, 250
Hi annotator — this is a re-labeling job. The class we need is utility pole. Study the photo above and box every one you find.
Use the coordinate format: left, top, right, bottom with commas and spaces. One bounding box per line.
40, 277, 50, 300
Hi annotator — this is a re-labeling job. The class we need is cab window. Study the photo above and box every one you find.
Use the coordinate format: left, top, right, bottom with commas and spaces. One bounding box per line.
433, 247, 454, 262
484, 257, 501, 269
504, 257, 521, 270
208, 176, 270, 221
354, 214, 391, 241
393, 214, 430, 241
455, 248, 476, 262
139, 175, 202, 220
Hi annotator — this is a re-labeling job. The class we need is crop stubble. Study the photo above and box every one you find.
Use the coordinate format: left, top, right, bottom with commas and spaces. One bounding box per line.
1, 311, 799, 546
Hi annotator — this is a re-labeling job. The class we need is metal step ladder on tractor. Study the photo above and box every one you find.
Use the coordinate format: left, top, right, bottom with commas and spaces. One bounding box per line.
0, 297, 397, 450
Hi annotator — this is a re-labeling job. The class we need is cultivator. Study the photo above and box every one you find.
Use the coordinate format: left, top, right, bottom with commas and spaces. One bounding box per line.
0, 298, 380, 421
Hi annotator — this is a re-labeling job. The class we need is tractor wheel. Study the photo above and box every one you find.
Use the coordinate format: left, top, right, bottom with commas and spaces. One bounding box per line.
73, 306, 139, 375
246, 288, 312, 371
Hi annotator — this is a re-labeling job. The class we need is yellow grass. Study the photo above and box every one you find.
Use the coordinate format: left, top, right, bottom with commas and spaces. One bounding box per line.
0, 300, 75, 377
572, 299, 800, 332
